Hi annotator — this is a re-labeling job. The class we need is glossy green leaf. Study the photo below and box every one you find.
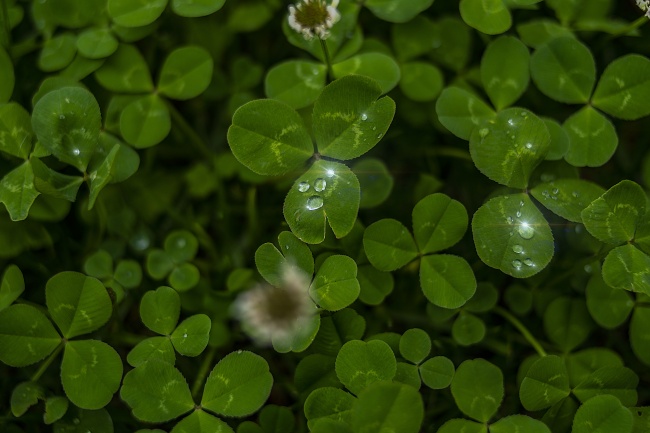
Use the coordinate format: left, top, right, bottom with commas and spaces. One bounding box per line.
573, 366, 638, 406
451, 359, 503, 423
121, 360, 194, 422
430, 17, 473, 71
120, 94, 171, 148
351, 381, 424, 433
43, 396, 69, 424
353, 158, 393, 208
516, 19, 574, 48
472, 193, 554, 278
543, 117, 570, 160
490, 415, 551, 433
31, 87, 102, 172
171, 0, 226, 17
399, 328, 431, 364
566, 348, 624, 389
572, 394, 633, 433
399, 62, 444, 103
394, 360, 421, 389
140, 286, 180, 335
470, 108, 550, 188
544, 297, 593, 352
335, 339, 396, 395
412, 193, 468, 254
630, 308, 650, 365
171, 410, 234, 433
0, 162, 39, 221
272, 314, 320, 353
76, 28, 118, 59
363, 218, 417, 271
227, 99, 312, 176
0, 45, 14, 103
420, 254, 476, 309
531, 178, 606, 222
460, 0, 511, 35
435, 87, 496, 140
255, 231, 314, 286
294, 354, 338, 395
520, 355, 570, 411
39, 33, 77, 72
201, 351, 273, 417
602, 245, 650, 295
258, 405, 295, 433
563, 106, 617, 167
264, 60, 326, 109
284, 160, 360, 243
10, 381, 44, 417
438, 419, 487, 433
530, 36, 595, 103
87, 144, 119, 210
391, 16, 437, 62
0, 103, 33, 159
364, 0, 433, 23
108, 0, 167, 27
170, 314, 211, 356
357, 265, 393, 305
45, 271, 112, 339
147, 250, 175, 280
313, 75, 395, 160
581, 180, 646, 245
158, 46, 213, 100
94, 44, 154, 93
164, 230, 199, 263
481, 36, 530, 110
419, 356, 455, 389
309, 255, 360, 311
451, 312, 486, 346
304, 387, 355, 429
592, 55, 650, 120
0, 304, 60, 367
61, 340, 123, 410
127, 336, 176, 367
332, 53, 401, 94
586, 272, 634, 329
31, 157, 84, 202
0, 265, 24, 311
83, 250, 113, 279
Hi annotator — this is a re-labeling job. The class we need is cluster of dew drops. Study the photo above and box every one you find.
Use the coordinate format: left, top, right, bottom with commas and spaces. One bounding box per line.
297, 169, 335, 211
508, 199, 536, 271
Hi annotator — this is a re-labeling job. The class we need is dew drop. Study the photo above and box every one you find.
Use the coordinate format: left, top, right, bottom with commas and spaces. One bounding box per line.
360, 113, 368, 121
183, 333, 188, 338
508, 118, 515, 126
297, 181, 310, 192
584, 264, 592, 273
479, 128, 489, 138
306, 196, 323, 210
542, 190, 550, 198
523, 258, 534, 267
509, 134, 516, 140
506, 216, 514, 224
512, 244, 524, 254
59, 114, 65, 120
72, 148, 80, 156
525, 143, 533, 149
552, 188, 559, 195
372, 126, 377, 131
572, 191, 579, 198
518, 222, 534, 239
516, 211, 522, 218
237, 349, 243, 354
326, 169, 335, 178
512, 259, 522, 270
376, 133, 383, 139
519, 200, 524, 207
520, 110, 528, 118
314, 178, 326, 192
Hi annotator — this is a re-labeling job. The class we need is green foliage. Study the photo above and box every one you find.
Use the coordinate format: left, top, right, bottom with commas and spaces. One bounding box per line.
1, 0, 650, 432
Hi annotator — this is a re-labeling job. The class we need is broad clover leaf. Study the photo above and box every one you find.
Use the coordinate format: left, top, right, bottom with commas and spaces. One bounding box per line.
228, 75, 396, 244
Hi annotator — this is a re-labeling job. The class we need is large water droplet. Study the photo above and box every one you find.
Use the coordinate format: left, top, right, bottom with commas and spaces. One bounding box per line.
361, 113, 368, 121
523, 258, 534, 267
298, 181, 310, 192
326, 169, 335, 178
512, 244, 524, 254
525, 143, 533, 149
314, 178, 326, 192
479, 128, 489, 138
72, 148, 80, 156
518, 222, 534, 239
512, 259, 522, 270
306, 196, 323, 210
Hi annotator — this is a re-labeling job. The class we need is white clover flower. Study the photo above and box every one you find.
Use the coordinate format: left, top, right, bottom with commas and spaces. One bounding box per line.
637, 0, 650, 17
233, 262, 316, 346
288, 0, 341, 40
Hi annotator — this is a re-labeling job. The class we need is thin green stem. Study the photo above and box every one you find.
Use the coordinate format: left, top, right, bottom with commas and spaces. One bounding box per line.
0, 0, 10, 50
494, 306, 547, 357
428, 147, 473, 162
607, 15, 648, 40
319, 38, 333, 81
191, 346, 217, 400
30, 342, 65, 383
166, 100, 214, 161
10, 36, 41, 59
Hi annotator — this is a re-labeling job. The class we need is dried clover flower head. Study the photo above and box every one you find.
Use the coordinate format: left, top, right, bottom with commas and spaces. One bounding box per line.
637, 0, 650, 16
288, 0, 341, 40
233, 262, 315, 346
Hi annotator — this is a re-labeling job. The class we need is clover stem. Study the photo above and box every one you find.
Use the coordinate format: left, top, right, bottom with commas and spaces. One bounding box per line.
30, 342, 65, 383
319, 38, 333, 81
608, 15, 648, 39
428, 147, 473, 162
494, 306, 547, 357
0, 0, 10, 50
166, 100, 214, 162
191, 346, 218, 400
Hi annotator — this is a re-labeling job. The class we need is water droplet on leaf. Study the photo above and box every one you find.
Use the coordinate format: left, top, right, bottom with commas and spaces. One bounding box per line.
523, 258, 534, 267
326, 169, 335, 178
552, 188, 559, 195
59, 114, 65, 120
314, 178, 326, 192
479, 128, 489, 138
512, 244, 524, 254
297, 181, 310, 192
72, 148, 80, 156
507, 216, 513, 224
516, 211, 521, 218
512, 259, 522, 269
518, 222, 534, 239
306, 196, 323, 210
361, 113, 368, 121
572, 191, 579, 198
